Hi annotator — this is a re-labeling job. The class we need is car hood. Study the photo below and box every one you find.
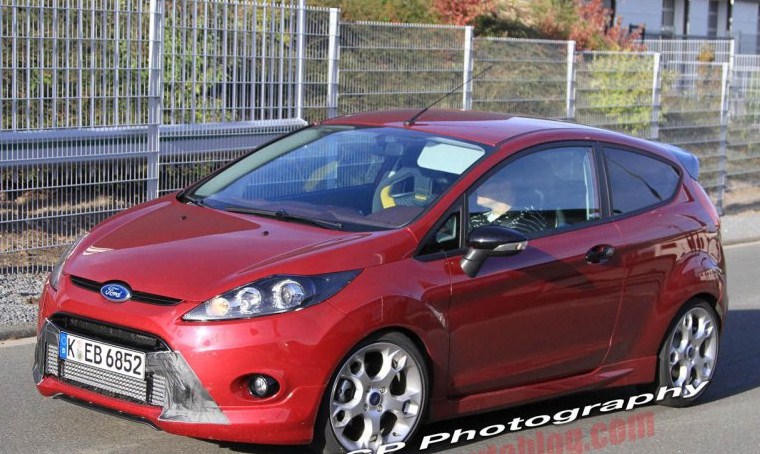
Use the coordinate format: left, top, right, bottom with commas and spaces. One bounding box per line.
64, 196, 413, 302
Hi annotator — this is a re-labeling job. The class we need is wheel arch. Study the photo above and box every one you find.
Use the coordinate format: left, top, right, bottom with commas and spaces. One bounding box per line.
371, 326, 435, 398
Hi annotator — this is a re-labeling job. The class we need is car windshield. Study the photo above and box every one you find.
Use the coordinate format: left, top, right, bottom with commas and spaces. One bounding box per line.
190, 126, 490, 231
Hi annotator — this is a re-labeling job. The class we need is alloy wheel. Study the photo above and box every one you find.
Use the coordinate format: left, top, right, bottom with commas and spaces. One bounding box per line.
328, 341, 425, 452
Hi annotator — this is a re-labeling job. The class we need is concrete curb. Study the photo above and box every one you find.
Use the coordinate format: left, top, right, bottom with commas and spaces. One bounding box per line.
0, 325, 36, 341
724, 236, 760, 246
721, 213, 760, 246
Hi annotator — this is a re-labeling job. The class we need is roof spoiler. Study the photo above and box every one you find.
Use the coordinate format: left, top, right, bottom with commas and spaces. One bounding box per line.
662, 143, 700, 180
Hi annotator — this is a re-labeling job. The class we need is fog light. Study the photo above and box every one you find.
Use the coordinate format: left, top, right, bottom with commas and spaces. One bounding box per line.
248, 374, 279, 398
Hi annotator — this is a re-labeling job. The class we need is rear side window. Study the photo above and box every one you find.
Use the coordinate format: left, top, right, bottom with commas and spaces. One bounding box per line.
604, 147, 680, 215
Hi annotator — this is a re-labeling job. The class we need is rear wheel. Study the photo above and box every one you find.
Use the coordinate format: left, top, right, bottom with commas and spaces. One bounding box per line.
311, 332, 428, 453
657, 300, 720, 407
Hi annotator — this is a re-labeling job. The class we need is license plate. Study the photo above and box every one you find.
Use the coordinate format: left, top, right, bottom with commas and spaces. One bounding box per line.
58, 332, 146, 379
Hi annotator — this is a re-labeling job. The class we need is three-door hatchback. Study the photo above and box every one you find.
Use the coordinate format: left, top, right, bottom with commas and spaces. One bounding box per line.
34, 110, 727, 453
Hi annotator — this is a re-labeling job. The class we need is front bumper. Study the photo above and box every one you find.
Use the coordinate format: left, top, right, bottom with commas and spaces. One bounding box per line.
33, 318, 228, 425
32, 274, 369, 445
32, 312, 332, 444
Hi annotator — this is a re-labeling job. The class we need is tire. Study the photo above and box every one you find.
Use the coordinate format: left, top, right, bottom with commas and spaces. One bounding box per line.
311, 332, 429, 453
656, 299, 720, 407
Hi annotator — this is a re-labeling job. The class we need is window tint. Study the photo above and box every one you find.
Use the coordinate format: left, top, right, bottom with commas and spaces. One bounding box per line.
604, 147, 680, 215
467, 146, 601, 237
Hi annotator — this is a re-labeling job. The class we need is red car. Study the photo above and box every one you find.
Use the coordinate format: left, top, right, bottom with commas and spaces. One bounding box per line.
34, 110, 726, 453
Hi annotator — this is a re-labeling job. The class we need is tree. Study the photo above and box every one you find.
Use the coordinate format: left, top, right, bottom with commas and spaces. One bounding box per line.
480, 0, 642, 50
432, 0, 495, 26
570, 0, 642, 50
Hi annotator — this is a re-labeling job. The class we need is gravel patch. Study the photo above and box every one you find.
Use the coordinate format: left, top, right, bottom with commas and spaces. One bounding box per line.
0, 272, 47, 326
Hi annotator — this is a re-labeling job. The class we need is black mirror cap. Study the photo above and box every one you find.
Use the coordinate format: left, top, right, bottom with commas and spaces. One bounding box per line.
466, 225, 527, 252
460, 226, 528, 277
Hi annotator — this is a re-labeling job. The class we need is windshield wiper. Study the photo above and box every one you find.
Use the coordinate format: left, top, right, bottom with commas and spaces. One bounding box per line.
225, 206, 343, 230
178, 191, 205, 206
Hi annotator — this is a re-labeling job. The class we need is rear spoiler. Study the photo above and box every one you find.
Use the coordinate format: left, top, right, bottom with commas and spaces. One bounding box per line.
662, 143, 700, 180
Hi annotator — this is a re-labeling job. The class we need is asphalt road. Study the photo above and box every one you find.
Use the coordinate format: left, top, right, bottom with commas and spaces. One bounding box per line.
2, 242, 759, 454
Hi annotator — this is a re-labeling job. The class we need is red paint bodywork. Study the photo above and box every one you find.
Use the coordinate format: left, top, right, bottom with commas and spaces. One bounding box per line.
35, 110, 727, 445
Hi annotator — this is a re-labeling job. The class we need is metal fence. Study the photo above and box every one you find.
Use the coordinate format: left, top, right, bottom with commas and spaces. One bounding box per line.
157, 0, 326, 196
472, 37, 571, 119
643, 38, 734, 64
3, 1, 760, 271
659, 60, 729, 206
727, 54, 760, 210
574, 51, 659, 139
337, 21, 467, 116
0, 0, 163, 270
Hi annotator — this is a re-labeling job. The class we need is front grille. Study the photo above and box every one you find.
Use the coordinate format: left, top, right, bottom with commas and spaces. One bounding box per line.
46, 344, 166, 407
36, 318, 228, 425
51, 314, 168, 352
70, 275, 183, 306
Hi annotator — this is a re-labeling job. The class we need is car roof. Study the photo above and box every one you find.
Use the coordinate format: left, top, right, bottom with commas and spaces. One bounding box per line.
320, 109, 700, 177
320, 109, 594, 147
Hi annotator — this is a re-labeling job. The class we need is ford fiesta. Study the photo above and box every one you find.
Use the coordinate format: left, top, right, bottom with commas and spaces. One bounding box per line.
34, 110, 726, 453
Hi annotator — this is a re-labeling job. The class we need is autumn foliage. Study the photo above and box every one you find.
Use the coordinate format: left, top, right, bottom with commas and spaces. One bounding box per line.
530, 0, 642, 50
477, 0, 643, 50
432, 0, 495, 26
570, 0, 642, 50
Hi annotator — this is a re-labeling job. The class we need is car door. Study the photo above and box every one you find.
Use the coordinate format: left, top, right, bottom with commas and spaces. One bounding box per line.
446, 144, 626, 396
597, 145, 690, 364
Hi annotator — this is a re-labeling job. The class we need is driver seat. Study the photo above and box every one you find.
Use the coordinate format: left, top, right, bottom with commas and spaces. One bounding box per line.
372, 167, 433, 212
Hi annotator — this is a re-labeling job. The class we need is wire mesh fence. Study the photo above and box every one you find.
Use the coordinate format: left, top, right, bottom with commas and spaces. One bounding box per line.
298, 6, 335, 122
0, 0, 156, 131
337, 21, 467, 115
472, 37, 571, 119
659, 61, 728, 205
163, 0, 304, 124
158, 0, 321, 195
643, 38, 734, 64
3, 1, 760, 272
574, 51, 658, 140
727, 54, 760, 212
0, 0, 162, 271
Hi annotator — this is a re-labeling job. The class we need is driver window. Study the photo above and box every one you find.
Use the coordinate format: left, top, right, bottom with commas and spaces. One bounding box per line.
468, 146, 601, 237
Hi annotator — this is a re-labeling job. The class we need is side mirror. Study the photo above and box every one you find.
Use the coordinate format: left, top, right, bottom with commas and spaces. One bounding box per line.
460, 225, 528, 278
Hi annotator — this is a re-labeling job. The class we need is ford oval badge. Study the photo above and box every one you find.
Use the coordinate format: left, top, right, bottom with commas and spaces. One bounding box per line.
100, 283, 132, 303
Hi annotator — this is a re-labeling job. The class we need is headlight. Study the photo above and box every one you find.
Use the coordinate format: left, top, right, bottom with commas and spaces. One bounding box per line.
49, 234, 88, 291
183, 270, 360, 321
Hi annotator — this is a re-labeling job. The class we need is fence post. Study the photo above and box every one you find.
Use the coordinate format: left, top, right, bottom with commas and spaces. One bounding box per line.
462, 26, 474, 110
147, 0, 164, 200
566, 40, 576, 120
326, 8, 340, 119
651, 52, 661, 140
716, 61, 730, 215
295, 0, 306, 121
51, 0, 58, 128
0, 6, 3, 129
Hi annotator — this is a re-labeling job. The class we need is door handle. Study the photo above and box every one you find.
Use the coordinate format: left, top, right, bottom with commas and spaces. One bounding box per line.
586, 244, 615, 264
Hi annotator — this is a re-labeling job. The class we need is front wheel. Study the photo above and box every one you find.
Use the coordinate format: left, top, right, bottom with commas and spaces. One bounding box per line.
657, 300, 720, 407
311, 332, 429, 453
